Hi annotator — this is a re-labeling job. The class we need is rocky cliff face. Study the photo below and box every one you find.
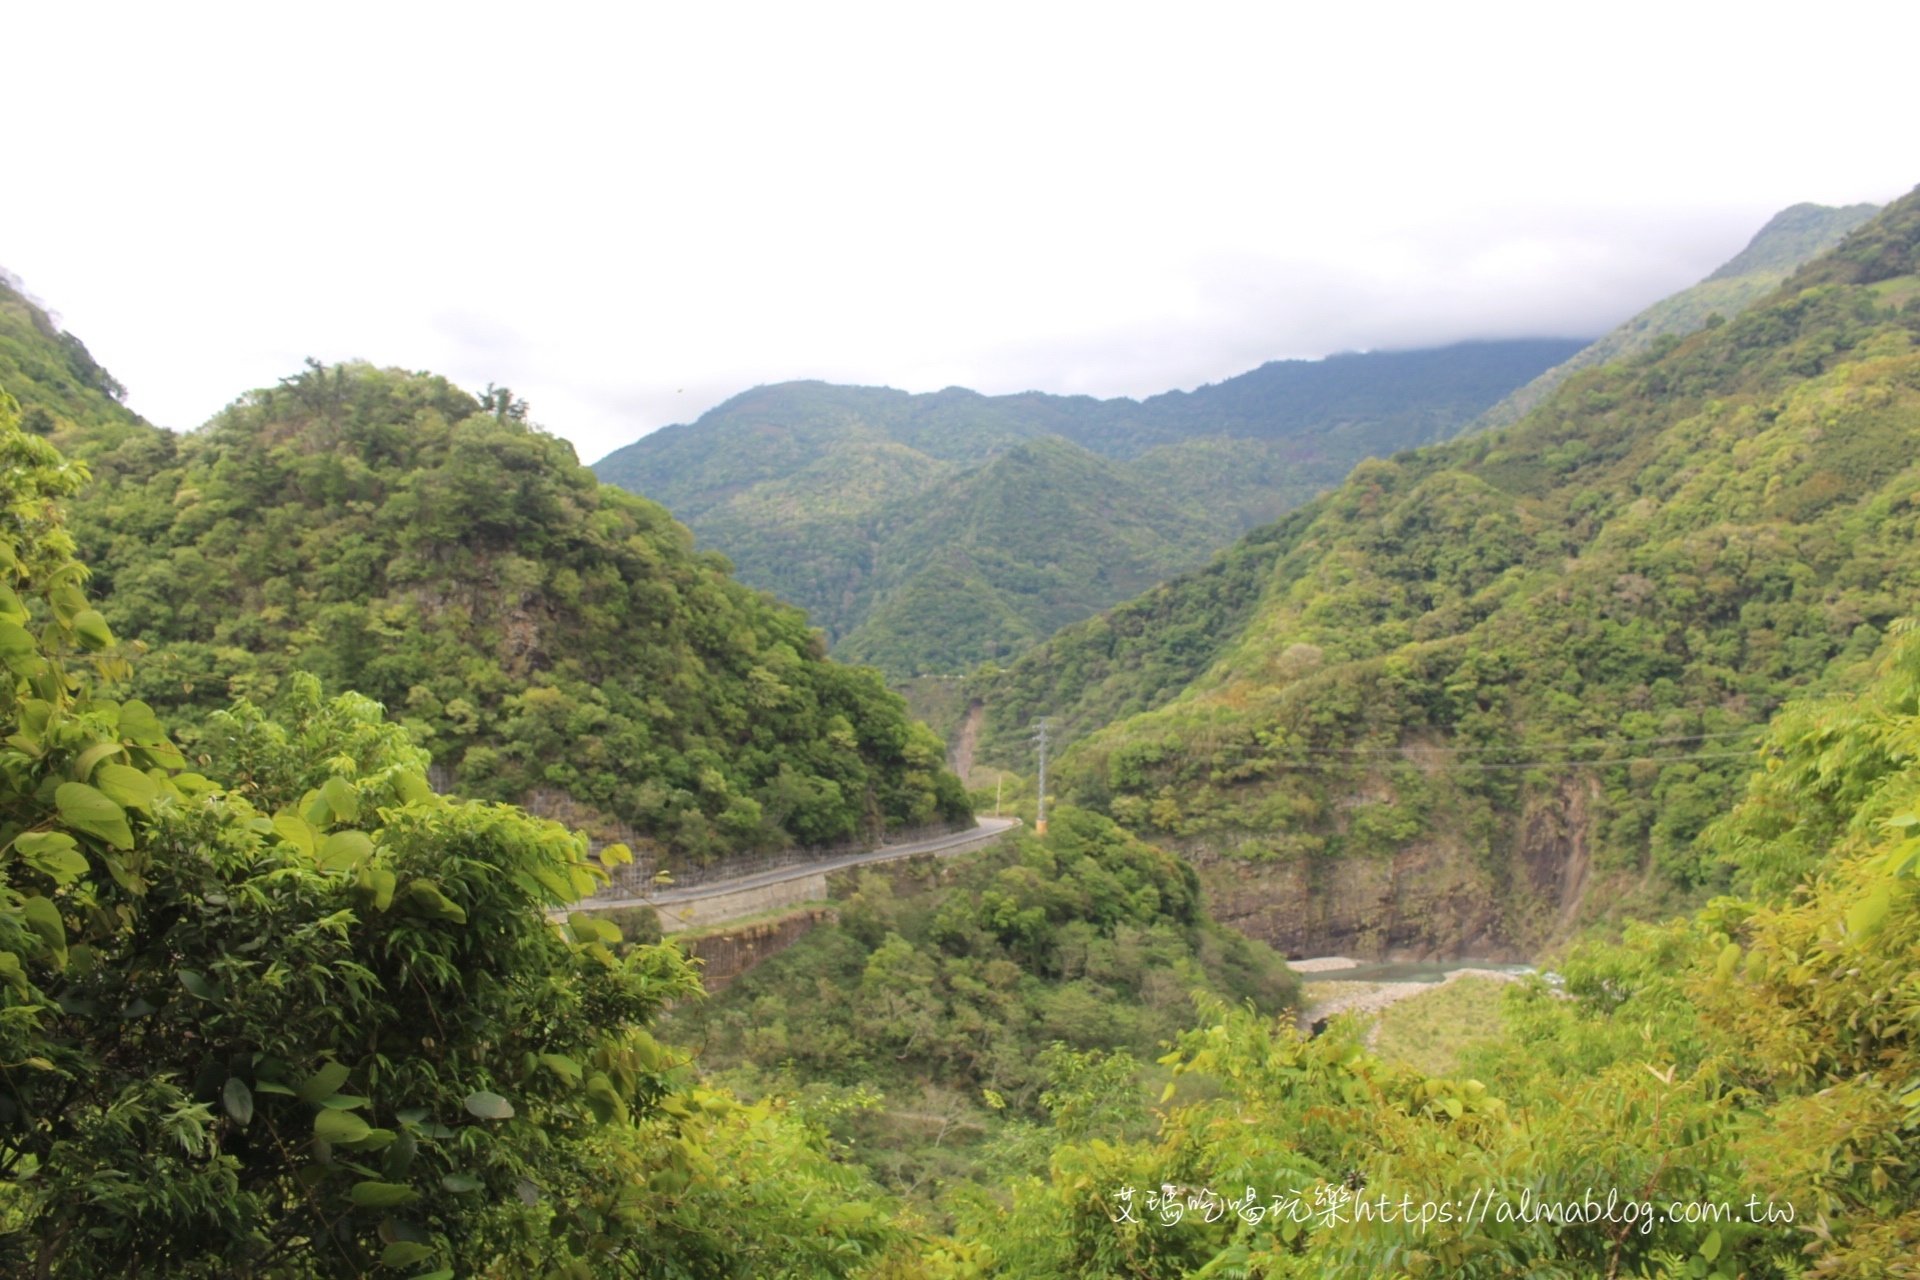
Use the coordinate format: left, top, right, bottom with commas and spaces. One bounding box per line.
1181, 776, 1602, 962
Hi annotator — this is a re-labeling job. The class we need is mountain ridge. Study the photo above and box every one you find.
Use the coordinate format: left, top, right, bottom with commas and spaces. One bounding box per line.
595, 339, 1586, 674
1476, 200, 1882, 430
0, 298, 972, 864
968, 183, 1920, 959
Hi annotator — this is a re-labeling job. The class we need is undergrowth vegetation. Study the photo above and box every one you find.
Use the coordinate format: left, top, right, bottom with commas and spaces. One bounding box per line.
0, 389, 900, 1278
42, 361, 968, 864
665, 809, 1296, 1207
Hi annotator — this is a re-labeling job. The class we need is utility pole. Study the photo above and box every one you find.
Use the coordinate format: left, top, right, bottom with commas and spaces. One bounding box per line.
1031, 717, 1051, 835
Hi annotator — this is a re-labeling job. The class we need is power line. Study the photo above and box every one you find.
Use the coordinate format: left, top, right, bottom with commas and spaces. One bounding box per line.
1031, 717, 1052, 835
1281, 729, 1763, 760
1260, 749, 1758, 773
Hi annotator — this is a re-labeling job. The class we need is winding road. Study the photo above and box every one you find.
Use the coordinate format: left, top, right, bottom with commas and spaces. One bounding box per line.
584, 815, 1022, 917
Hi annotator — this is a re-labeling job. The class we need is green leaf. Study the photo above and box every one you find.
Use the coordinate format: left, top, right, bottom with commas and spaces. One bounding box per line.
0, 619, 46, 676
315, 1108, 372, 1145
318, 1094, 371, 1110
353, 866, 398, 911
318, 829, 374, 872
54, 782, 134, 850
531, 865, 577, 904
72, 740, 125, 780
16, 832, 89, 885
48, 581, 87, 625
380, 1241, 436, 1268
298, 1061, 352, 1103
411, 1272, 454, 1280
441, 1173, 484, 1193
1715, 942, 1743, 980
94, 762, 159, 811
568, 862, 602, 897
98, 851, 144, 895
403, 879, 467, 924
118, 699, 165, 745
599, 840, 634, 868
349, 1180, 418, 1208
539, 1053, 582, 1083
254, 1080, 297, 1096
70, 608, 113, 650
1847, 883, 1893, 937
224, 1077, 254, 1127
395, 771, 434, 804
20, 896, 67, 967
301, 788, 333, 829
567, 911, 622, 945
178, 969, 221, 1001
322, 776, 361, 824
272, 812, 317, 857
463, 1090, 514, 1121
1701, 1229, 1721, 1261
585, 1072, 627, 1125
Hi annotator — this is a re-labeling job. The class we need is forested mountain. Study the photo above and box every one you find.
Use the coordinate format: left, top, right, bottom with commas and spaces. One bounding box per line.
956, 630, 1920, 1277
0, 270, 144, 439
594, 340, 1584, 675
970, 186, 1920, 958
1477, 200, 1881, 429
0, 286, 968, 864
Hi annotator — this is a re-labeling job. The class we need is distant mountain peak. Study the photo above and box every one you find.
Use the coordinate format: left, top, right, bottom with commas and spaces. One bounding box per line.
1705, 201, 1883, 281
1476, 199, 1884, 431
594, 340, 1578, 675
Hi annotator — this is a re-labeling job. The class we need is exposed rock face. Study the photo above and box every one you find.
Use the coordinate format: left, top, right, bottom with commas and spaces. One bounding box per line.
679, 906, 838, 991
1179, 778, 1600, 962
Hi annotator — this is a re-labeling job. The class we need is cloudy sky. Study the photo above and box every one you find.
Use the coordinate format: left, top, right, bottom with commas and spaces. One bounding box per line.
4, 1, 1914, 463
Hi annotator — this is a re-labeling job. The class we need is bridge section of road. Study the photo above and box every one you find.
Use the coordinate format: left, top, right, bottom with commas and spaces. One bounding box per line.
585, 815, 1023, 932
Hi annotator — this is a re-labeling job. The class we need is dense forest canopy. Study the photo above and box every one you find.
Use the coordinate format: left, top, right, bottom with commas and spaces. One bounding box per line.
667, 807, 1296, 1200
0, 290, 970, 865
944, 621, 1920, 1278
593, 342, 1584, 675
0, 387, 906, 1277
5, 178, 1920, 1277
970, 185, 1920, 951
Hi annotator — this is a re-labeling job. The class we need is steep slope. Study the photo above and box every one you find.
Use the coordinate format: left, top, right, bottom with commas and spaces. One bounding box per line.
834, 437, 1246, 674
21, 359, 968, 864
974, 185, 1920, 958
596, 340, 1584, 673
0, 269, 146, 441
1478, 201, 1881, 429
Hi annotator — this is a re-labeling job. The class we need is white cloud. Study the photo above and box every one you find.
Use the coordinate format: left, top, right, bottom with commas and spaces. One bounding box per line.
2, 0, 1912, 463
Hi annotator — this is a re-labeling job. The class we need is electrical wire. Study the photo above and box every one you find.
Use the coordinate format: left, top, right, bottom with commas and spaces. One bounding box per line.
1260, 749, 1758, 772
1286, 729, 1763, 759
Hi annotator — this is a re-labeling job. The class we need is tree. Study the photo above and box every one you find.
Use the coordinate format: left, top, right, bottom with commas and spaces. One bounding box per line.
0, 390, 898, 1278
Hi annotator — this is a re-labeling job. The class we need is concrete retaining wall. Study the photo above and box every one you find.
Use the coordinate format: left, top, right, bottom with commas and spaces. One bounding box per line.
679, 906, 838, 991
652, 873, 831, 933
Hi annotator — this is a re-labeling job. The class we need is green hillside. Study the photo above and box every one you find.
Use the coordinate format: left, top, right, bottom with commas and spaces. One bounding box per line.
833, 437, 1255, 673
972, 186, 1920, 956
953, 629, 1920, 1277
594, 340, 1584, 676
1478, 200, 1881, 429
0, 270, 145, 441
0, 311, 969, 865
665, 806, 1296, 1198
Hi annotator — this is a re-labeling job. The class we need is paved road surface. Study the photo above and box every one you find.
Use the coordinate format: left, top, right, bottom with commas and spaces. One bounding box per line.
586, 815, 1022, 912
